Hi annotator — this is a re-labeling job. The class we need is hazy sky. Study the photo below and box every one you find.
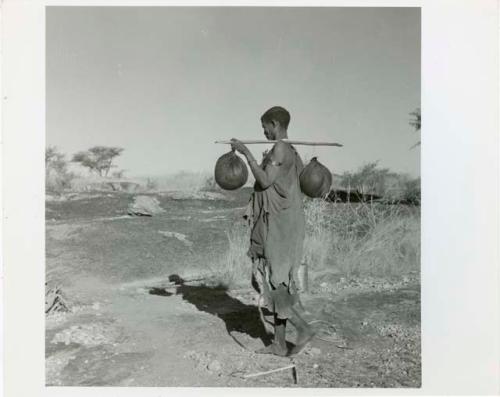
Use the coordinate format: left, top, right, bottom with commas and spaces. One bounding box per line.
47, 7, 420, 177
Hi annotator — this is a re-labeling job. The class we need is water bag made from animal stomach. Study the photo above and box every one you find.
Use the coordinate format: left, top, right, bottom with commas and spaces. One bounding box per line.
214, 151, 249, 190
299, 157, 332, 198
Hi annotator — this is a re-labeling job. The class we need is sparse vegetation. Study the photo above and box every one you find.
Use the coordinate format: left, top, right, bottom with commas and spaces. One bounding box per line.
46, 146, 75, 193
303, 198, 333, 271
338, 162, 420, 204
211, 197, 420, 289
72, 146, 124, 177
328, 203, 419, 276
340, 161, 398, 196
339, 161, 397, 197
303, 199, 419, 278
384, 175, 421, 205
210, 224, 252, 289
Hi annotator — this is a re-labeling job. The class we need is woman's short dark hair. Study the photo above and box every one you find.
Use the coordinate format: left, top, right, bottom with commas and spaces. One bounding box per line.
261, 106, 291, 129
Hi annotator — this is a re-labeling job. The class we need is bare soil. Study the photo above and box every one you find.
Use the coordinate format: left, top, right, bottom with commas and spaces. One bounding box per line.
45, 191, 421, 387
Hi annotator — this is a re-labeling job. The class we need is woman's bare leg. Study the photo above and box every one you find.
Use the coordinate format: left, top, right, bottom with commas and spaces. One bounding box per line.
255, 315, 288, 356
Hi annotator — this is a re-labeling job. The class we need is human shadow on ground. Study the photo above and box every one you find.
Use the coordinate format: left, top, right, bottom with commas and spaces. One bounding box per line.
148, 274, 274, 349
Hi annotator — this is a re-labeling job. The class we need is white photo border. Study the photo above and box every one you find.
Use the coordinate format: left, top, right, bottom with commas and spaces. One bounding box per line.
2, 1, 499, 396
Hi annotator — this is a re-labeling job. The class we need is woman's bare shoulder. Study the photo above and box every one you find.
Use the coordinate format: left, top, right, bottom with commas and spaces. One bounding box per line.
269, 141, 295, 165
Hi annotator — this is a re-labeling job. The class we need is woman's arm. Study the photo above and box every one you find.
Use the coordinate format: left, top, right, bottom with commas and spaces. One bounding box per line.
231, 139, 286, 189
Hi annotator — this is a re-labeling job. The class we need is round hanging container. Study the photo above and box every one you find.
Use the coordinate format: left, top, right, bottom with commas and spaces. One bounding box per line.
299, 157, 332, 198
214, 151, 249, 190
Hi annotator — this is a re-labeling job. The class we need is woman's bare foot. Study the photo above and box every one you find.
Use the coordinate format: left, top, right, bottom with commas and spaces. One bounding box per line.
288, 327, 315, 356
255, 343, 288, 357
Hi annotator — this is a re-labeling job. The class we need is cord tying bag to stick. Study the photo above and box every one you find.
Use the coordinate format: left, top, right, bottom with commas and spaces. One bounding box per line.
214, 151, 249, 190
299, 157, 332, 198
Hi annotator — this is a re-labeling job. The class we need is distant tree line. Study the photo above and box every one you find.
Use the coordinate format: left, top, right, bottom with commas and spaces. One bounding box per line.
48, 108, 420, 197
46, 145, 125, 193
336, 161, 420, 205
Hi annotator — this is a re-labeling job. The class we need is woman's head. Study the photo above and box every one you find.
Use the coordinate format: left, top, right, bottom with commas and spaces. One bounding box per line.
261, 106, 291, 140
261, 106, 291, 129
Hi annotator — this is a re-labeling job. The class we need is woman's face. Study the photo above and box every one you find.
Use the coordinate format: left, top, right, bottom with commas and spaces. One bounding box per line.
262, 121, 276, 140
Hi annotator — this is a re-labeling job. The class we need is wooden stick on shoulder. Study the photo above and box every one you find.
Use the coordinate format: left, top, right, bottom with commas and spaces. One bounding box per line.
215, 139, 343, 147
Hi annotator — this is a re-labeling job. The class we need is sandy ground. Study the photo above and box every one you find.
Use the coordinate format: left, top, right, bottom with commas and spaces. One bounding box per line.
45, 192, 421, 387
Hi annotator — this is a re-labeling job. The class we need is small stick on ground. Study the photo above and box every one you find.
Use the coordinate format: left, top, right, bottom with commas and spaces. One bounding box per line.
242, 364, 296, 379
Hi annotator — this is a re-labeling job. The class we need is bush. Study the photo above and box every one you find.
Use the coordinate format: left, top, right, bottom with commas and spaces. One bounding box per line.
304, 200, 420, 277
209, 223, 252, 288
46, 146, 75, 193
339, 161, 397, 197
384, 175, 421, 205
303, 198, 335, 271
211, 198, 420, 290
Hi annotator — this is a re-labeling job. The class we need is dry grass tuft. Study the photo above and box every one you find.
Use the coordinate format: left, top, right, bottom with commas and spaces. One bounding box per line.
211, 199, 420, 289
303, 198, 335, 271
209, 223, 253, 289
304, 199, 420, 277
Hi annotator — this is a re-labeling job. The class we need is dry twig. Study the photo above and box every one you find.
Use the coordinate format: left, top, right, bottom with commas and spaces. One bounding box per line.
242, 364, 296, 379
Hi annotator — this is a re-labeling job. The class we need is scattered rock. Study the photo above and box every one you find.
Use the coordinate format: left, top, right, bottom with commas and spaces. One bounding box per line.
158, 231, 193, 247
309, 347, 321, 356
51, 322, 120, 347
128, 196, 165, 216
207, 360, 222, 372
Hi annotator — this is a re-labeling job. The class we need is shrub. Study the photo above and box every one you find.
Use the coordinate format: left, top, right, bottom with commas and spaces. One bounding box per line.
303, 198, 335, 271
339, 161, 398, 197
212, 198, 420, 290
384, 175, 421, 205
209, 223, 252, 288
46, 146, 75, 193
308, 201, 420, 277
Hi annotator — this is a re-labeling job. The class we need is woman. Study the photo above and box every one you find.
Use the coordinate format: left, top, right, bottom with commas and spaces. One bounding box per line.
231, 106, 314, 356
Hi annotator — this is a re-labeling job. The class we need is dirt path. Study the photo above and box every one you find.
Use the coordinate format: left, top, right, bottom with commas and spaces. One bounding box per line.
46, 270, 420, 387
47, 275, 294, 387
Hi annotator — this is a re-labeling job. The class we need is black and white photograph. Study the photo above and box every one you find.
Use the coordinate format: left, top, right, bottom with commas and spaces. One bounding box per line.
44, 6, 422, 387
3, 1, 499, 395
